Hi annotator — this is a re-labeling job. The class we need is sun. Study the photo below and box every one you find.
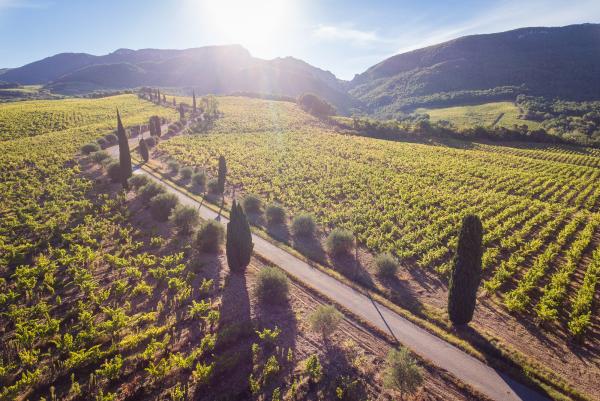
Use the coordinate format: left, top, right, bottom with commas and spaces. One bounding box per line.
198, 0, 293, 54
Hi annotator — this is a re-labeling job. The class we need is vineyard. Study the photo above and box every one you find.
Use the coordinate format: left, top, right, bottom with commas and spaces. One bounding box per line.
158, 97, 600, 342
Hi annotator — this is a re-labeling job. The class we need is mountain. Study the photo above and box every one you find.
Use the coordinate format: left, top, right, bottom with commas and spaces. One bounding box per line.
349, 23, 600, 115
1, 45, 357, 113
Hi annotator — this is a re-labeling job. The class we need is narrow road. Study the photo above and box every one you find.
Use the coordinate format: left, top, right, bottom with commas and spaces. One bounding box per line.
106, 141, 550, 401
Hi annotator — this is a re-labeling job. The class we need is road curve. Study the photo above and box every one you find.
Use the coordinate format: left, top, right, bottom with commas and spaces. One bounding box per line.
105, 137, 550, 401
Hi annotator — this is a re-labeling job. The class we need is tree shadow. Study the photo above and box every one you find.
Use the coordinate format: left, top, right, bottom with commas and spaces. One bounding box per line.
246, 211, 265, 227
378, 274, 425, 317
330, 252, 374, 289
292, 234, 327, 264
266, 222, 291, 244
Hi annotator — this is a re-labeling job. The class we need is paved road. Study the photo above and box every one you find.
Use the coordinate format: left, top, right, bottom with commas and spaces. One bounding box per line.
106, 141, 550, 401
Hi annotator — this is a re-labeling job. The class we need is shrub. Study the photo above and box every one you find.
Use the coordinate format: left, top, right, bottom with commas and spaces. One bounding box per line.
192, 172, 206, 188
91, 150, 110, 164
81, 143, 100, 154
265, 203, 285, 225
167, 161, 180, 175
207, 178, 220, 194
325, 229, 354, 256
382, 347, 423, 396
139, 181, 166, 204
105, 133, 118, 143
304, 355, 323, 383
308, 305, 342, 339
292, 214, 316, 237
195, 220, 225, 253
145, 136, 157, 147
180, 166, 193, 180
298, 93, 336, 117
375, 253, 398, 278
171, 204, 199, 234
96, 137, 107, 147
106, 161, 122, 182
150, 193, 179, 221
254, 266, 289, 304
128, 174, 149, 189
242, 194, 261, 214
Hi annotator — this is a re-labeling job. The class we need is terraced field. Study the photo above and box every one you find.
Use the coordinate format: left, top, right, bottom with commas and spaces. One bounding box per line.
159, 97, 600, 340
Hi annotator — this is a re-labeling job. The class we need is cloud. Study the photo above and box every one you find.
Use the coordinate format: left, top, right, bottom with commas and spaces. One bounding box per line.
313, 24, 383, 45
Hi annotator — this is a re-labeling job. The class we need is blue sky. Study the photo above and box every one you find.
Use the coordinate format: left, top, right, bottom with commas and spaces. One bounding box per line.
1, 0, 599, 79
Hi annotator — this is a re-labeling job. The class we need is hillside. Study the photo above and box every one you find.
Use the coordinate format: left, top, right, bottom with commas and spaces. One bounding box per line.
350, 23, 600, 115
1, 45, 357, 113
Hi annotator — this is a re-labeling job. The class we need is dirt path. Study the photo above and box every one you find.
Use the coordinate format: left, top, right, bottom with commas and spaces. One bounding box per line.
108, 160, 550, 401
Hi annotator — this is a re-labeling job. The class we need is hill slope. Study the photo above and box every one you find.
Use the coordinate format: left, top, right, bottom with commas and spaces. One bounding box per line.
350, 23, 600, 115
1, 45, 357, 113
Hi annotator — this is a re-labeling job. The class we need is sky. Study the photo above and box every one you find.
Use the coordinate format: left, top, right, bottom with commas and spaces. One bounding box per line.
0, 0, 599, 80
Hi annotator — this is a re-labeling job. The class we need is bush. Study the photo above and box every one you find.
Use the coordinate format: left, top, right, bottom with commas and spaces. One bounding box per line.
139, 181, 165, 204
325, 229, 354, 256
96, 137, 107, 147
375, 253, 398, 278
265, 203, 286, 225
167, 161, 180, 175
106, 161, 122, 182
105, 133, 118, 143
195, 220, 224, 253
254, 266, 289, 304
292, 214, 316, 237
145, 136, 157, 147
298, 93, 336, 117
149, 193, 179, 221
308, 305, 342, 339
81, 143, 100, 154
192, 172, 206, 188
171, 204, 199, 234
242, 194, 261, 214
382, 348, 423, 396
180, 166, 193, 180
128, 174, 149, 189
207, 178, 220, 194
91, 150, 110, 164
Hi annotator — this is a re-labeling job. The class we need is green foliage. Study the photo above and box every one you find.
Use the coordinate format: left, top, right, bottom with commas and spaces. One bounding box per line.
265, 203, 286, 225
325, 228, 354, 256
448, 215, 483, 325
254, 266, 289, 304
167, 160, 180, 175
128, 174, 150, 190
191, 171, 206, 188
218, 155, 227, 193
256, 326, 281, 346
242, 193, 262, 213
309, 305, 342, 340
96, 354, 123, 380
298, 93, 336, 117
383, 347, 423, 395
374, 253, 398, 278
149, 192, 179, 221
116, 109, 132, 187
81, 142, 100, 154
138, 181, 165, 203
180, 166, 193, 180
195, 220, 224, 253
226, 200, 253, 272
291, 213, 316, 237
171, 204, 199, 234
304, 354, 323, 383
91, 150, 110, 164
139, 137, 149, 162
106, 161, 122, 182
207, 178, 220, 194
192, 362, 213, 385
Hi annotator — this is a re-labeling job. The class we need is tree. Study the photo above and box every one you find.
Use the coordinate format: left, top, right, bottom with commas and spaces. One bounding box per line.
157, 89, 161, 103
217, 156, 227, 194
448, 214, 483, 325
383, 347, 423, 398
226, 200, 253, 273
192, 90, 197, 114
308, 305, 342, 341
139, 137, 149, 162
179, 103, 185, 121
162, 94, 166, 103
116, 109, 132, 189
297, 93, 336, 117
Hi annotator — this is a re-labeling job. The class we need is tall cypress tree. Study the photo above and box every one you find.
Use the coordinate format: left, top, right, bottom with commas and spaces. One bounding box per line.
218, 156, 227, 194
157, 89, 161, 103
116, 109, 132, 189
448, 214, 483, 325
139, 137, 149, 162
179, 103, 185, 121
162, 94, 166, 103
226, 200, 253, 273
173, 97, 176, 106
192, 90, 197, 114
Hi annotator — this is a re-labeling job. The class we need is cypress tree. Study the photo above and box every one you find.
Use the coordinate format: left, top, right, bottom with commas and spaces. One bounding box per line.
139, 137, 149, 162
448, 214, 484, 325
179, 103, 185, 121
173, 97, 176, 106
192, 90, 197, 114
116, 109, 132, 189
218, 156, 227, 194
157, 89, 161, 103
226, 200, 253, 273
155, 117, 162, 137
162, 94, 166, 103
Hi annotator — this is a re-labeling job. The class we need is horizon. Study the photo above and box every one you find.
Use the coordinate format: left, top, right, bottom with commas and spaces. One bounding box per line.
1, 0, 599, 79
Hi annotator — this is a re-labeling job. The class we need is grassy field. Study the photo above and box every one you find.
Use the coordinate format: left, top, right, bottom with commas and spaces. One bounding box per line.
416, 101, 542, 130
158, 96, 600, 399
